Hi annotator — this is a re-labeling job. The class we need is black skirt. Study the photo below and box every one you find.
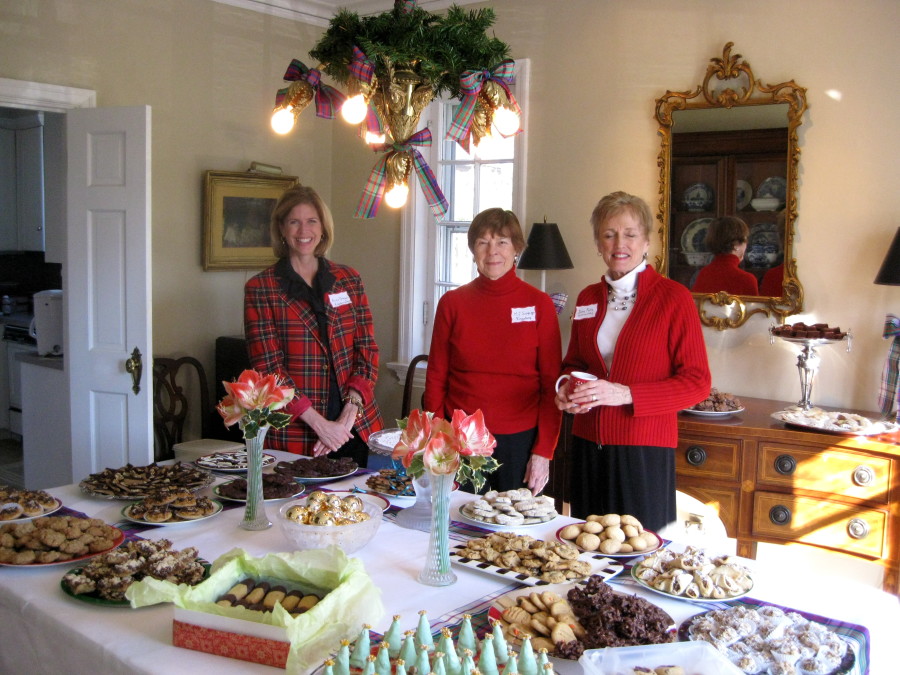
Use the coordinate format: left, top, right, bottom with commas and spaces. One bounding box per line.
569, 436, 676, 532
477, 427, 537, 493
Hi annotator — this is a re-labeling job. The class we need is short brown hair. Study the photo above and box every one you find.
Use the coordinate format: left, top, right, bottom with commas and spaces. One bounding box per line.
467, 208, 526, 254
704, 216, 749, 254
590, 191, 652, 243
270, 185, 334, 258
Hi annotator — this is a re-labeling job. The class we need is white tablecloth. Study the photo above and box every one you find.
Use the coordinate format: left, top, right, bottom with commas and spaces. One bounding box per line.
1, 451, 898, 674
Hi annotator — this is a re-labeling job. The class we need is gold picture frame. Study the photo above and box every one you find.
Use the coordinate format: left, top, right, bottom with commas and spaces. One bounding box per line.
202, 170, 299, 270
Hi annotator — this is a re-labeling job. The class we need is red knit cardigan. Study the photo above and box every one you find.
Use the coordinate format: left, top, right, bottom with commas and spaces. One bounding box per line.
424, 268, 562, 459
562, 266, 711, 448
244, 259, 384, 454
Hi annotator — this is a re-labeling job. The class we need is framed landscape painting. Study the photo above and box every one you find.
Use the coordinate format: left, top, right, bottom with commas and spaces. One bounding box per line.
202, 170, 299, 270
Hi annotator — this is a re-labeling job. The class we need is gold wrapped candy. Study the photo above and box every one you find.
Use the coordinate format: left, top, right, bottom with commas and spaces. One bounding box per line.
286, 491, 371, 527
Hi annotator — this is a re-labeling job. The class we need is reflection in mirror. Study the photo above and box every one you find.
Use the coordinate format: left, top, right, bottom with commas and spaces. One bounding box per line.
654, 43, 807, 330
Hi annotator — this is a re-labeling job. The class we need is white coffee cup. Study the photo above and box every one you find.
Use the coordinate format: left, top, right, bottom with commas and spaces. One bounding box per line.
555, 370, 598, 393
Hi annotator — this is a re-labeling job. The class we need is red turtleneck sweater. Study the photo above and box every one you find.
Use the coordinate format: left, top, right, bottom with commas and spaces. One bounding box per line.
424, 268, 562, 459
691, 253, 759, 295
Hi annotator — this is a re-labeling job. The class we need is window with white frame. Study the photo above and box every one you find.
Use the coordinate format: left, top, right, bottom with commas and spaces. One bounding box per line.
391, 59, 529, 377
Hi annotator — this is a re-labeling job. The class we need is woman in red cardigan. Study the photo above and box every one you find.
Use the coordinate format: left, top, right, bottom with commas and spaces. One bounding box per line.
691, 216, 759, 296
424, 208, 562, 494
555, 192, 710, 530
244, 186, 383, 464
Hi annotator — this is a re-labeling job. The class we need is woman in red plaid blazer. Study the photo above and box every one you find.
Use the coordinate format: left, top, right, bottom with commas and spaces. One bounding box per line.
244, 186, 384, 464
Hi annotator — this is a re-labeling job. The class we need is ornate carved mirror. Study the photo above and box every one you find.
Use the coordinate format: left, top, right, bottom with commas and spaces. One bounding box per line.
654, 42, 808, 330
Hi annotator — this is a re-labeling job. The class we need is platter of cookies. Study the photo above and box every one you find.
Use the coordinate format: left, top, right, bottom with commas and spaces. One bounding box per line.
194, 450, 276, 472
0, 515, 125, 566
450, 531, 623, 587
489, 575, 675, 660
61, 538, 207, 606
0, 485, 62, 522
273, 456, 358, 483
683, 388, 744, 417
358, 470, 460, 500
555, 513, 663, 558
771, 406, 897, 436
121, 490, 222, 526
630, 546, 753, 602
456, 488, 558, 529
213, 577, 323, 616
79, 462, 214, 499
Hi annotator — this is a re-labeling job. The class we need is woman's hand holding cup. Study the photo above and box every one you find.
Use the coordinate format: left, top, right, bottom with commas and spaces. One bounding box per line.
554, 371, 599, 413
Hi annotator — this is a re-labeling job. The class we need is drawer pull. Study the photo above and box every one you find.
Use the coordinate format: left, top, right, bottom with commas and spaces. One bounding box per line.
769, 505, 792, 526
852, 465, 875, 487
847, 518, 869, 539
774, 454, 797, 475
686, 445, 707, 466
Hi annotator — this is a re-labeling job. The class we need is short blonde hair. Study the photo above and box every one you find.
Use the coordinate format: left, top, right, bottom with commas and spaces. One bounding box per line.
467, 208, 526, 254
590, 191, 652, 243
270, 185, 334, 258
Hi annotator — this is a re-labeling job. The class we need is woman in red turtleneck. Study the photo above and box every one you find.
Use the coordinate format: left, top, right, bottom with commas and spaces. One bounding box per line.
424, 208, 562, 494
691, 216, 759, 296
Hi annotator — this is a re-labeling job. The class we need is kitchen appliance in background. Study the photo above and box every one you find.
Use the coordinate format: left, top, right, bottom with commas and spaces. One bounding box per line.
30, 289, 63, 356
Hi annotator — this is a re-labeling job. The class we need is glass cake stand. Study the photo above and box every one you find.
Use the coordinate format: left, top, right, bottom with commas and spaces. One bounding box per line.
769, 328, 852, 410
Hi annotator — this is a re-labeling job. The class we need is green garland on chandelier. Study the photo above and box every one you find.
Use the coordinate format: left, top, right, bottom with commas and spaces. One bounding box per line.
309, 2, 511, 99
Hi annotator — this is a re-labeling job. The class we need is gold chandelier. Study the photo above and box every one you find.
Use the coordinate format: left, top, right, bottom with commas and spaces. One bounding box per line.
270, 1, 522, 218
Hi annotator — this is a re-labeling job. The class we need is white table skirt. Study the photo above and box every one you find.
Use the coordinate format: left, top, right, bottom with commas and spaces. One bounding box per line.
1, 450, 898, 673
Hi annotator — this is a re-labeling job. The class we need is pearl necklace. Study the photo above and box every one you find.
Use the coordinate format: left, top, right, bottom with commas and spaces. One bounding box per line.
607, 287, 636, 311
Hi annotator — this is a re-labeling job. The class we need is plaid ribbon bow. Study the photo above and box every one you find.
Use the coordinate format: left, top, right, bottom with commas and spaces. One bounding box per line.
275, 59, 346, 119
446, 60, 521, 148
349, 46, 375, 84
354, 128, 448, 220
879, 314, 900, 418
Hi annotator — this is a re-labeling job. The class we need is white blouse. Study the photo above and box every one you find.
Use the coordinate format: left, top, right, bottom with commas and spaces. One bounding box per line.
597, 261, 646, 367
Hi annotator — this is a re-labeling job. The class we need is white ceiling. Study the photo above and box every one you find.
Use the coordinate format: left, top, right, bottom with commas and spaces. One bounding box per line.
211, 0, 482, 26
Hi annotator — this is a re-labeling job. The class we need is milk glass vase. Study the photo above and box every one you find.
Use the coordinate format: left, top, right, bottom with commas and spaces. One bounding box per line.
395, 471, 433, 531
417, 470, 457, 586
240, 426, 271, 531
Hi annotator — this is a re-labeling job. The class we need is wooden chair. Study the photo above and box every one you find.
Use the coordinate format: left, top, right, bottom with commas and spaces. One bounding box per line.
152, 356, 213, 461
401, 354, 429, 418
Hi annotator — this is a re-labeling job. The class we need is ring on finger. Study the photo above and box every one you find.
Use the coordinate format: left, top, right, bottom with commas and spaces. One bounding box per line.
592, 395, 597, 402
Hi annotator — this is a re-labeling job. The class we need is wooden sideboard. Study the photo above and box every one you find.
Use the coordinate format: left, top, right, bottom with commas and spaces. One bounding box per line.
545, 397, 900, 594
676, 396, 900, 594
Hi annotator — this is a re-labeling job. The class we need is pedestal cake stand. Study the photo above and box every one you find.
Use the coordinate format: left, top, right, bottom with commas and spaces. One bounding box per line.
769, 329, 852, 410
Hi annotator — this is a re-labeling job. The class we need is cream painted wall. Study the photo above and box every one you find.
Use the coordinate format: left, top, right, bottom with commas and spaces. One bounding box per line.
1, 0, 898, 434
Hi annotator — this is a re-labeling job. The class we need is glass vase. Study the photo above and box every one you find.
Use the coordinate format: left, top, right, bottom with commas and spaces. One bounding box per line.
240, 426, 271, 530
395, 471, 433, 531
417, 470, 457, 586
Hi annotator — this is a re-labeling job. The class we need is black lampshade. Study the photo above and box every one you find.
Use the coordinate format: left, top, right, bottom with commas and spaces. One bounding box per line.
517, 222, 574, 270
874, 227, 900, 286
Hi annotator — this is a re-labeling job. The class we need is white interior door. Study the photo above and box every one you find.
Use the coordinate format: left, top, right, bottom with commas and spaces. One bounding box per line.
67, 106, 152, 477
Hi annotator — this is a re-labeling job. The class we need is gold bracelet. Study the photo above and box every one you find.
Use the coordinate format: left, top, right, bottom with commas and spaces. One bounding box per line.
343, 394, 364, 415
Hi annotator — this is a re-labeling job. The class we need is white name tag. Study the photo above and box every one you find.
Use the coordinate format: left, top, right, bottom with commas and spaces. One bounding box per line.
328, 291, 352, 308
574, 304, 598, 320
511, 306, 537, 323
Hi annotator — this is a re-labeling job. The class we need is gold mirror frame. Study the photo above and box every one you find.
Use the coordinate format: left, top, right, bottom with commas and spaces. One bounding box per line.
654, 42, 808, 330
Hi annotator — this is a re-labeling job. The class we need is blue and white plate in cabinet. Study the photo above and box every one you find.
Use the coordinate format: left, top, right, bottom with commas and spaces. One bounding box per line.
756, 176, 787, 206
682, 182, 714, 212
736, 179, 752, 210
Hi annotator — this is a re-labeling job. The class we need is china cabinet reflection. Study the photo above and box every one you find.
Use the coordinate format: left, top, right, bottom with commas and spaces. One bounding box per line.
670, 127, 787, 290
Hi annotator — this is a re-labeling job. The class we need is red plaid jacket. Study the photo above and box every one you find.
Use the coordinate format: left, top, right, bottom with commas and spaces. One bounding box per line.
244, 259, 384, 454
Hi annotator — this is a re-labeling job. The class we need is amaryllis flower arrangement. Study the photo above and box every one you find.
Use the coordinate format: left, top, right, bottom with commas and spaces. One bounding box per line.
217, 370, 295, 440
392, 409, 499, 492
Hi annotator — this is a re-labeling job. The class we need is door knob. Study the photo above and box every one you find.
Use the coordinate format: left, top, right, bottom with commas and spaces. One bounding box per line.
125, 347, 143, 395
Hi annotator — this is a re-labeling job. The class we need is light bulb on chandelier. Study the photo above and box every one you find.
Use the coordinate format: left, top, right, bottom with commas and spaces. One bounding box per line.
271, 108, 295, 135
493, 106, 520, 136
365, 130, 386, 145
341, 94, 368, 125
385, 182, 410, 208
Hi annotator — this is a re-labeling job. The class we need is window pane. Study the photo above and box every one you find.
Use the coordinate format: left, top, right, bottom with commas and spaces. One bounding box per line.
474, 132, 515, 161
447, 164, 475, 222
478, 163, 514, 211
448, 231, 474, 286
